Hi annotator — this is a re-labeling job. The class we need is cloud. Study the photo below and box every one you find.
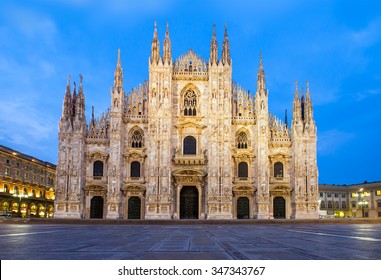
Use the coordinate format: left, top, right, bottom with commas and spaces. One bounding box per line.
355, 89, 381, 101
3, 6, 57, 46
0, 97, 56, 148
317, 129, 354, 155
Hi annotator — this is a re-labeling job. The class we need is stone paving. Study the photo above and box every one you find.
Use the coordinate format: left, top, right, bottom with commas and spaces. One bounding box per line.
1, 219, 381, 260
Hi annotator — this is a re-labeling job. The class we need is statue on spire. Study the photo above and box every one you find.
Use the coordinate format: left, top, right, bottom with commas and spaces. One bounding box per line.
221, 24, 231, 65
210, 24, 218, 65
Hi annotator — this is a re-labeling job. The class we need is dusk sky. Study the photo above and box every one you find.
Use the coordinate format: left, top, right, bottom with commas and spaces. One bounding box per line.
0, 0, 380, 185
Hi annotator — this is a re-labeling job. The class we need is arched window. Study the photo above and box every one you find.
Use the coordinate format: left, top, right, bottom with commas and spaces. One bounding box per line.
238, 162, 248, 178
237, 131, 248, 149
32, 189, 36, 197
14, 187, 19, 195
93, 161, 104, 177
342, 201, 347, 209
334, 201, 339, 209
274, 162, 283, 178
131, 129, 144, 148
130, 161, 141, 178
183, 90, 197, 116
23, 188, 27, 196
320, 201, 326, 209
183, 136, 196, 155
4, 184, 8, 193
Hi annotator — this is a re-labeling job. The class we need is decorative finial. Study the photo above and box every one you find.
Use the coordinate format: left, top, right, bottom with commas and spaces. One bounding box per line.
79, 74, 83, 84
259, 52, 263, 69
213, 24, 216, 34
67, 75, 71, 86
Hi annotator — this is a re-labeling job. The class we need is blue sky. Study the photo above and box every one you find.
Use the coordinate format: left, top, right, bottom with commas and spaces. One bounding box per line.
0, 0, 380, 184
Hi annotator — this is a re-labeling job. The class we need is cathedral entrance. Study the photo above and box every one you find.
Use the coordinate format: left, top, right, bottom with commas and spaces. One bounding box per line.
180, 186, 198, 219
237, 197, 249, 219
128, 196, 141, 219
273, 196, 286, 219
90, 196, 104, 218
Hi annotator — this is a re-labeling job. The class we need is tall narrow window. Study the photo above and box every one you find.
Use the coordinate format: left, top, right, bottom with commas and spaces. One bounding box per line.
183, 90, 197, 116
274, 162, 283, 178
130, 161, 141, 178
131, 129, 144, 148
237, 132, 248, 149
183, 136, 197, 155
238, 162, 248, 178
93, 161, 104, 177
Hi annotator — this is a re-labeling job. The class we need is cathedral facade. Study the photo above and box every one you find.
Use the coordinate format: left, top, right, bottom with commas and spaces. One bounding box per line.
55, 24, 319, 220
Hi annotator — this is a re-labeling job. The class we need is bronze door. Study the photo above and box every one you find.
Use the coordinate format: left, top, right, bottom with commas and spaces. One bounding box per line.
237, 197, 249, 219
273, 196, 286, 219
128, 196, 141, 219
90, 196, 104, 219
180, 186, 198, 219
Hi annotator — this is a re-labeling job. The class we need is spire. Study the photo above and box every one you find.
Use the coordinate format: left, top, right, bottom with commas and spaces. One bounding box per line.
62, 75, 72, 119
114, 49, 123, 90
163, 22, 172, 64
210, 24, 218, 65
151, 21, 160, 64
221, 24, 231, 65
257, 53, 266, 93
285, 109, 288, 128
304, 80, 313, 123
292, 80, 302, 126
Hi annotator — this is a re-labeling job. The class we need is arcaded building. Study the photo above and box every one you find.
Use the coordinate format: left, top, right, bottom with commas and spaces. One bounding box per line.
55, 24, 319, 219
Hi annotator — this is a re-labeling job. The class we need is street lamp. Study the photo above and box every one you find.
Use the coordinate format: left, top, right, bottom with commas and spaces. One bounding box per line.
355, 188, 369, 218
13, 193, 28, 217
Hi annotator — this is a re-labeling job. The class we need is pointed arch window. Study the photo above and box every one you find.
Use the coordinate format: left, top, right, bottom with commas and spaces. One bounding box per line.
130, 161, 141, 178
130, 129, 144, 148
238, 162, 248, 178
183, 136, 196, 155
237, 132, 248, 149
183, 89, 197, 116
93, 161, 104, 177
274, 162, 283, 178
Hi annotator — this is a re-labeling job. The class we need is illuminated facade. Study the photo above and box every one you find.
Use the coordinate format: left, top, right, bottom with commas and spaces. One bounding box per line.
318, 182, 381, 218
0, 145, 56, 218
55, 24, 319, 220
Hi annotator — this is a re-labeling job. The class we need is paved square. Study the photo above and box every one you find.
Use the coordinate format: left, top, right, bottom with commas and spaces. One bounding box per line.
1, 221, 381, 260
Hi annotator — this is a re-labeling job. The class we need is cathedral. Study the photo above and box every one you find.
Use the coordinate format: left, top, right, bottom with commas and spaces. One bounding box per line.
55, 24, 319, 220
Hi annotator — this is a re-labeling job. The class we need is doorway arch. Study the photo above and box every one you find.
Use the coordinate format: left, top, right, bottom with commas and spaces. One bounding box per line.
90, 196, 104, 219
237, 197, 249, 219
180, 186, 198, 219
128, 196, 141, 219
273, 196, 286, 219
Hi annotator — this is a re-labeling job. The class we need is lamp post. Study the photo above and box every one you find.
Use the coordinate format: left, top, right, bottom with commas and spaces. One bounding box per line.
13, 193, 28, 218
356, 188, 369, 218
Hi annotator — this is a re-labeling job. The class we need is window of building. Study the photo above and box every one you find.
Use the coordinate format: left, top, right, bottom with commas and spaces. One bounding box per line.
183, 136, 196, 155
351, 192, 357, 198
274, 162, 283, 178
376, 190, 381, 196
131, 129, 144, 148
328, 201, 333, 209
320, 192, 323, 198
93, 161, 104, 177
40, 191, 43, 198
4, 184, 8, 193
342, 201, 347, 209
6, 159, 10, 164
320, 201, 326, 208
16, 163, 20, 167
5, 167, 9, 175
237, 132, 248, 149
16, 170, 20, 177
327, 192, 331, 198
32, 189, 35, 197
238, 162, 248, 178
183, 90, 197, 116
377, 202, 381, 208
14, 187, 19, 195
352, 202, 356, 208
130, 161, 141, 178
334, 201, 339, 209
334, 193, 339, 198
341, 193, 346, 198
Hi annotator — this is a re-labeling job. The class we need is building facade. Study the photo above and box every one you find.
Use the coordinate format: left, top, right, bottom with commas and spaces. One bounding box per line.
319, 182, 381, 218
0, 145, 56, 218
55, 24, 319, 220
